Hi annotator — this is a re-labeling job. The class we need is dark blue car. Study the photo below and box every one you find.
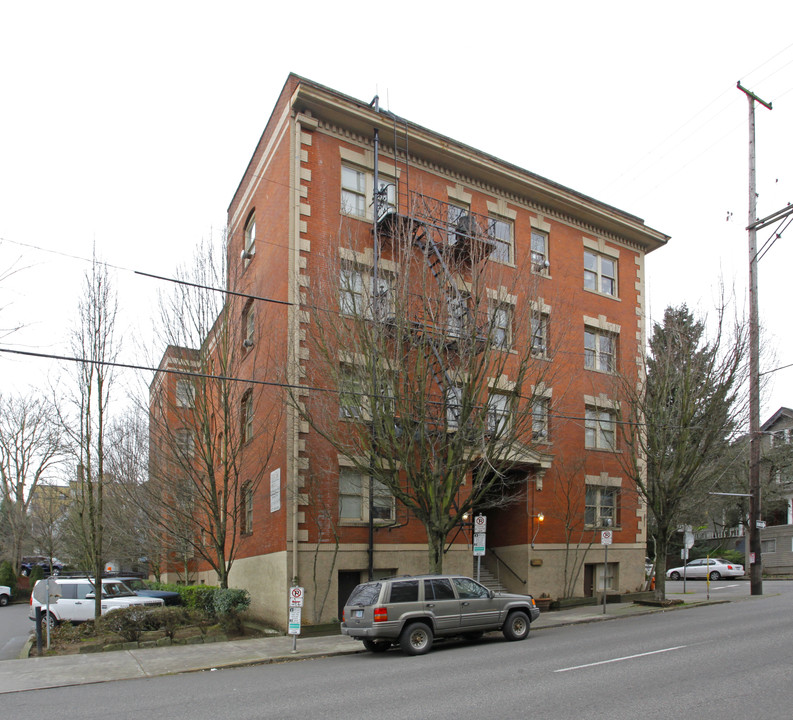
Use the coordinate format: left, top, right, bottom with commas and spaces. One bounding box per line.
115, 577, 181, 606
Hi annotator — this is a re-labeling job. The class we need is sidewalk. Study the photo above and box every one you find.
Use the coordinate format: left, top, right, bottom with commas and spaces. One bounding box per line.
0, 594, 728, 694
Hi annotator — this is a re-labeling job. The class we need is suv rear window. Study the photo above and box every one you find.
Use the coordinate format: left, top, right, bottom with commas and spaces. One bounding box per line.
346, 582, 382, 607
388, 580, 419, 603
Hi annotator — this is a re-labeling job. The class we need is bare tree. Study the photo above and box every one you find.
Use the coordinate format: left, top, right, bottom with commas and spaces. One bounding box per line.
296, 195, 560, 573
59, 254, 119, 618
147, 235, 281, 588
0, 393, 64, 568
616, 303, 748, 599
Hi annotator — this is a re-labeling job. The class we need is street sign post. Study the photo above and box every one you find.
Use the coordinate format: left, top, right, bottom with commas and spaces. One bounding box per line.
473, 515, 486, 582
601, 530, 612, 614
288, 586, 305, 652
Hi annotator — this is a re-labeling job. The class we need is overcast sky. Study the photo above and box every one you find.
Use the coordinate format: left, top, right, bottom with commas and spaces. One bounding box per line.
2, 1, 792, 421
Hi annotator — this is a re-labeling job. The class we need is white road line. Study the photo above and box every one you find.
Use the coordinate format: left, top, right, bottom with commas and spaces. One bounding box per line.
711, 584, 739, 591
554, 645, 689, 672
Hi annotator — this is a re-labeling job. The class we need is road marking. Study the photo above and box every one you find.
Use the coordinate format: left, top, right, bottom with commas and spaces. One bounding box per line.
711, 584, 739, 591
554, 645, 689, 673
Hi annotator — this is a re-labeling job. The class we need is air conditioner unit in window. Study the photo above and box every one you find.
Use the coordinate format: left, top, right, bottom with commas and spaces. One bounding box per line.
242, 339, 254, 348
241, 249, 255, 260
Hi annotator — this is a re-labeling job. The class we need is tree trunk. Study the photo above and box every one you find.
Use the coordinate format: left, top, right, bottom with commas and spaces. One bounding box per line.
427, 529, 445, 574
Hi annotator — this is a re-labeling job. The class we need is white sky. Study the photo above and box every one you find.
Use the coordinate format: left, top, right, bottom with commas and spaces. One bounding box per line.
2, 1, 793, 421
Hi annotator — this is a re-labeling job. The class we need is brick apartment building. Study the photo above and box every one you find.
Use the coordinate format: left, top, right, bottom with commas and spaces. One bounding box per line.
151, 74, 668, 629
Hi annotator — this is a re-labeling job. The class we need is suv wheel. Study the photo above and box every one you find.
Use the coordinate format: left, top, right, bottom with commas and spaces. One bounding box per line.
502, 610, 530, 641
43, 611, 59, 629
362, 639, 391, 653
0, 594, 9, 607
399, 622, 433, 655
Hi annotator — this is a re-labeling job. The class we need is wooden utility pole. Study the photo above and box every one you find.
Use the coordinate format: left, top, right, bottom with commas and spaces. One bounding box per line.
737, 81, 772, 596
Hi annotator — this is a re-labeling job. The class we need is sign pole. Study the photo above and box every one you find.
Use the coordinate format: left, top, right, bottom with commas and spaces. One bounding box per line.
288, 586, 304, 653
473, 515, 486, 583
600, 529, 613, 614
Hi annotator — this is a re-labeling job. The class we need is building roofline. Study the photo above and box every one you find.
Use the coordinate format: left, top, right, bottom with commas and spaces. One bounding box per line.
233, 73, 669, 253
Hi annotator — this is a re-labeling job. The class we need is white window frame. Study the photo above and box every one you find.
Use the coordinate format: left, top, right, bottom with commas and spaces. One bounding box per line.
490, 303, 512, 350
241, 391, 254, 443
447, 203, 470, 244
488, 216, 513, 264
531, 230, 549, 273
175, 379, 195, 408
487, 393, 512, 435
341, 165, 395, 220
532, 398, 550, 441
584, 251, 617, 296
585, 408, 616, 450
338, 468, 395, 523
531, 312, 549, 358
242, 482, 253, 535
175, 428, 195, 458
243, 213, 256, 265
339, 365, 364, 419
340, 265, 393, 319
585, 485, 618, 527
584, 329, 616, 373
445, 385, 462, 429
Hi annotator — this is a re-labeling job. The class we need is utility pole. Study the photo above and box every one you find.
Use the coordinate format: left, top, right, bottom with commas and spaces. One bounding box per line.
737, 81, 772, 596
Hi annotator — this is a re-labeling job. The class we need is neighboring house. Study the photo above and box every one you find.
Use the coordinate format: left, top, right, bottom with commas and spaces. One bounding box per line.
151, 75, 668, 629
759, 407, 793, 574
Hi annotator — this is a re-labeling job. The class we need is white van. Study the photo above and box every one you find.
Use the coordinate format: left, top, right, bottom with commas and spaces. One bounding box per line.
30, 577, 163, 626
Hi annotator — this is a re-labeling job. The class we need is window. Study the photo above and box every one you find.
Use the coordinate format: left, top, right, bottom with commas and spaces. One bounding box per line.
585, 486, 618, 527
388, 580, 419, 603
452, 577, 490, 599
341, 166, 366, 217
532, 398, 550, 441
530, 312, 549, 357
341, 166, 395, 220
446, 292, 470, 337
488, 217, 513, 264
338, 469, 395, 522
445, 385, 462, 428
340, 267, 392, 319
584, 329, 616, 372
242, 482, 253, 535
340, 267, 365, 316
585, 408, 616, 450
488, 393, 511, 435
531, 231, 549, 272
762, 538, 776, 554
243, 213, 255, 263
490, 303, 512, 349
584, 251, 617, 296
175, 429, 195, 458
424, 577, 456, 600
175, 379, 195, 408
241, 390, 253, 443
242, 300, 255, 349
339, 366, 363, 419
447, 203, 469, 244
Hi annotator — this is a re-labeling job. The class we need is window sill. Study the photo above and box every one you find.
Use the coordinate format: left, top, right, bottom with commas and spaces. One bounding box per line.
339, 518, 396, 527
583, 287, 621, 301
585, 446, 618, 453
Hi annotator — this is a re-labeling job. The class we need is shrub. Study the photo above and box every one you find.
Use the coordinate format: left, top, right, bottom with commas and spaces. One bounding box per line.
29, 565, 44, 584
213, 588, 251, 634
146, 606, 191, 639
178, 585, 217, 615
102, 606, 155, 643
0, 560, 16, 592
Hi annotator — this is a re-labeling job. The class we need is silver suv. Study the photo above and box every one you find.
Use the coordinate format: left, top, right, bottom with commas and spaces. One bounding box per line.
341, 574, 540, 655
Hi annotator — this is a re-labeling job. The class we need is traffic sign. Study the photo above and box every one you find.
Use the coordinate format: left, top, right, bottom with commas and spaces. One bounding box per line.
289, 586, 305, 607
288, 607, 302, 635
473, 515, 487, 533
600, 530, 613, 545
473, 532, 486, 556
756, 520, 766, 529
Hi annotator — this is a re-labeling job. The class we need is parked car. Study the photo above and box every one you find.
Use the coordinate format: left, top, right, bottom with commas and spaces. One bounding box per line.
666, 557, 745, 581
0, 586, 11, 606
20, 556, 64, 577
114, 576, 181, 606
341, 574, 540, 655
29, 577, 164, 627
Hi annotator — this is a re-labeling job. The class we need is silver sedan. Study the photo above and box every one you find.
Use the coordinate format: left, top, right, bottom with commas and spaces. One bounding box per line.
666, 558, 745, 581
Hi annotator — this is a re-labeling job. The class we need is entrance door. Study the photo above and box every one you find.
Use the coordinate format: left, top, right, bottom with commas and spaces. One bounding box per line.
338, 571, 362, 620
584, 564, 594, 597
